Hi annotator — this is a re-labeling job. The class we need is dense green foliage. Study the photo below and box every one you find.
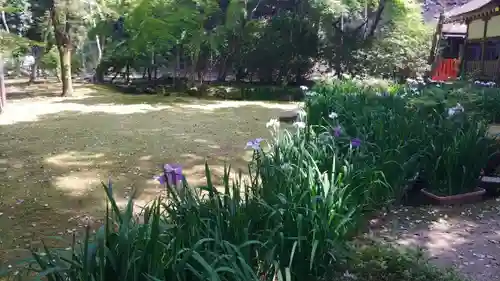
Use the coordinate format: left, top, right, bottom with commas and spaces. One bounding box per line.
1, 164, 469, 281
407, 81, 500, 124
307, 80, 495, 198
0, 0, 493, 279
2, 79, 487, 281
2, 0, 431, 88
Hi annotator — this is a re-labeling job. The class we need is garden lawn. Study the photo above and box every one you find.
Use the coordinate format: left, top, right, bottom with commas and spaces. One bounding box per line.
0, 80, 300, 264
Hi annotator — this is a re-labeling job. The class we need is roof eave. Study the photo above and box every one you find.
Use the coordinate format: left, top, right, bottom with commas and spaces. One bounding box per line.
443, 16, 466, 24
442, 0, 498, 23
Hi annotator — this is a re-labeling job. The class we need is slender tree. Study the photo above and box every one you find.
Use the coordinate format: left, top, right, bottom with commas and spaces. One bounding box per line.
49, 0, 74, 96
0, 5, 12, 113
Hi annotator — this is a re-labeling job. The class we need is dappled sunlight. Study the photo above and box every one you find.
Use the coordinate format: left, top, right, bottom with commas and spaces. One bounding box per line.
181, 163, 251, 189
45, 151, 108, 167
52, 170, 103, 197
396, 218, 471, 257
182, 164, 216, 187
139, 155, 153, 161
179, 100, 301, 111
0, 83, 289, 264
0, 100, 172, 125
179, 153, 205, 162
112, 196, 154, 213
487, 124, 500, 137
193, 138, 210, 144
117, 164, 252, 212
0, 84, 300, 126
193, 138, 221, 149
241, 150, 255, 162
0, 158, 30, 173
378, 203, 500, 279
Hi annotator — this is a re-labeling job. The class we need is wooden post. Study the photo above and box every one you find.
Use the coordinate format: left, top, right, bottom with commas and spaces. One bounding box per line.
0, 52, 5, 113
459, 20, 470, 78
457, 44, 465, 77
429, 13, 445, 65
481, 16, 490, 76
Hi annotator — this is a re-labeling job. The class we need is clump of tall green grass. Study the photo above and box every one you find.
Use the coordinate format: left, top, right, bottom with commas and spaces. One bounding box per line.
1, 79, 479, 281
3, 159, 469, 281
305, 80, 494, 198
6, 180, 262, 281
3, 144, 366, 281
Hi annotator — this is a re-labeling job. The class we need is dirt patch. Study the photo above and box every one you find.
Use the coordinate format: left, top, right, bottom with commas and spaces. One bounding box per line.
0, 81, 300, 264
370, 200, 500, 281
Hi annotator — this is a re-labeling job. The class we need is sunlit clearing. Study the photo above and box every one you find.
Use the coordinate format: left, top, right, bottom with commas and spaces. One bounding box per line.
179, 153, 205, 162
139, 155, 153, 161
395, 218, 476, 258
45, 151, 108, 167
52, 170, 102, 197
179, 100, 301, 111
0, 101, 172, 125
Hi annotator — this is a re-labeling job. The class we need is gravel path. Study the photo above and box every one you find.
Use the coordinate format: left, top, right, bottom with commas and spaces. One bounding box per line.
371, 200, 500, 281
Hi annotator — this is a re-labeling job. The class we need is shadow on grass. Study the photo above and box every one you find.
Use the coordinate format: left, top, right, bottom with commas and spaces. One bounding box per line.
90, 82, 305, 103
5, 80, 92, 101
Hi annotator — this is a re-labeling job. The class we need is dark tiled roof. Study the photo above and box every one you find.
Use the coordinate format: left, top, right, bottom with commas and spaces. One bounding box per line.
422, 0, 471, 22
444, 0, 493, 18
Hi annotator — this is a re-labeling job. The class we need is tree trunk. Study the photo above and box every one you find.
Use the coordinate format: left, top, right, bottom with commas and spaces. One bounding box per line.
50, 5, 73, 96
235, 67, 246, 82
58, 47, 73, 97
217, 55, 229, 82
111, 71, 119, 82
95, 35, 103, 64
0, 53, 6, 113
429, 13, 444, 65
29, 62, 38, 84
29, 46, 43, 84
29, 54, 40, 84
126, 64, 131, 84
1, 12, 8, 112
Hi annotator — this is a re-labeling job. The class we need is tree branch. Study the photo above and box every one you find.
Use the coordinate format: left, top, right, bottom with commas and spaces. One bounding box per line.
1, 11, 9, 33
366, 0, 385, 38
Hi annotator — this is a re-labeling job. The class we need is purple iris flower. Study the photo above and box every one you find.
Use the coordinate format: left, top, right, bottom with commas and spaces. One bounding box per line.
155, 174, 167, 185
312, 195, 323, 204
350, 138, 361, 148
333, 125, 342, 137
165, 164, 183, 185
107, 177, 113, 195
245, 138, 264, 150
155, 164, 183, 186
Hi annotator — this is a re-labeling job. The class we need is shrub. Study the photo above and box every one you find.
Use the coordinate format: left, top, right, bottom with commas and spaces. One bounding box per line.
472, 86, 500, 123
305, 85, 426, 202
305, 80, 493, 198
408, 82, 500, 124
422, 115, 493, 196
2, 80, 476, 281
